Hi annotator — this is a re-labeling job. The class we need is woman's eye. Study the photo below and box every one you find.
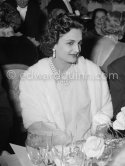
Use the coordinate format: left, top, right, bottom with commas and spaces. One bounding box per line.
68, 42, 74, 45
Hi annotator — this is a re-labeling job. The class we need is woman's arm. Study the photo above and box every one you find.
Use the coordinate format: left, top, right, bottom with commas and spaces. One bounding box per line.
28, 121, 71, 146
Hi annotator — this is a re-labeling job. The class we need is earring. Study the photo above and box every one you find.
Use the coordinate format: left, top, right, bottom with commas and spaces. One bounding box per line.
53, 48, 56, 58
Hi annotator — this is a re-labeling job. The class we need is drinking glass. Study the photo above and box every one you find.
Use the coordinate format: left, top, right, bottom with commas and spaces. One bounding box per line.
25, 131, 54, 166
52, 133, 85, 166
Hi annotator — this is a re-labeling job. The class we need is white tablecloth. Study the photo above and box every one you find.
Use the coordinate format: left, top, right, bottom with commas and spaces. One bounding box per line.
0, 154, 22, 166
0, 144, 33, 166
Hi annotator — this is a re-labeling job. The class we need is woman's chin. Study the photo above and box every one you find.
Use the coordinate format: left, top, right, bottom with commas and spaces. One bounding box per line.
70, 56, 78, 63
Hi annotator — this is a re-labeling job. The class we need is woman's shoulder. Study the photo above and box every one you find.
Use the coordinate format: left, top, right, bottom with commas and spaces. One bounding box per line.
20, 58, 50, 87
21, 58, 50, 81
78, 57, 106, 83
27, 58, 50, 71
78, 56, 101, 71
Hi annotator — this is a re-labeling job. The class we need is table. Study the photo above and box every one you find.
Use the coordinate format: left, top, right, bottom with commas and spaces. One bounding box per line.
0, 144, 33, 166
1, 139, 125, 166
0, 154, 22, 166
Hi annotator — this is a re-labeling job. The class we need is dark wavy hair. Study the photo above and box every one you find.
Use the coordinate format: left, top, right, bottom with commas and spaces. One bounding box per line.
40, 13, 84, 57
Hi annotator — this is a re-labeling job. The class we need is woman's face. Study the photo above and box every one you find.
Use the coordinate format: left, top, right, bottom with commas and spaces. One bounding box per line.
54, 28, 82, 64
94, 11, 106, 29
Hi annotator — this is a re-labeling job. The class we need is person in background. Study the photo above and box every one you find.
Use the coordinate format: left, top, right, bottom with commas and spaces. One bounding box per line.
49, 8, 66, 19
19, 13, 113, 145
0, 24, 40, 66
108, 56, 125, 120
47, 0, 73, 15
71, 0, 88, 17
88, 8, 107, 37
6, 0, 47, 41
0, 1, 41, 66
81, 8, 107, 60
0, 0, 21, 32
91, 11, 125, 74
0, 2, 42, 147
0, 67, 13, 154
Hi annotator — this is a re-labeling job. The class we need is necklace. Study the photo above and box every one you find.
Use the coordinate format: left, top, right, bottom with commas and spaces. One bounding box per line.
49, 58, 73, 86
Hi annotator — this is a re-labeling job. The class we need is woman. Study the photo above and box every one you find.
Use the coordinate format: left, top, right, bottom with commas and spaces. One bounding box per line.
19, 13, 113, 145
82, 8, 107, 59
85, 8, 107, 37
90, 8, 107, 36
91, 11, 125, 74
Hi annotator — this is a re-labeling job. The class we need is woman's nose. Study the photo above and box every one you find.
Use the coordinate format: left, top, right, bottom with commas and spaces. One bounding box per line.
74, 44, 80, 53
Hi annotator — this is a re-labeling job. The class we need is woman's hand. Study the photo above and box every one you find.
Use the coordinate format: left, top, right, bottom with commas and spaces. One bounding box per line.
28, 121, 71, 146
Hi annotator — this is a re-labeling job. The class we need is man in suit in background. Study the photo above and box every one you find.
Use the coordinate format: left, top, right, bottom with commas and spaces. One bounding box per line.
0, 0, 43, 65
6, 0, 47, 40
0, 35, 40, 66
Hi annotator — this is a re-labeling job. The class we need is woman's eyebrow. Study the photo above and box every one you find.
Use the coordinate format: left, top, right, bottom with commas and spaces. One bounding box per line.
65, 40, 75, 43
66, 39, 75, 41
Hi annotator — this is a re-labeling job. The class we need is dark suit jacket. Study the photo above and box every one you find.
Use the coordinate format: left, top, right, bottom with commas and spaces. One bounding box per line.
6, 0, 47, 40
108, 56, 125, 119
0, 36, 40, 66
0, 68, 13, 153
102, 41, 125, 74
